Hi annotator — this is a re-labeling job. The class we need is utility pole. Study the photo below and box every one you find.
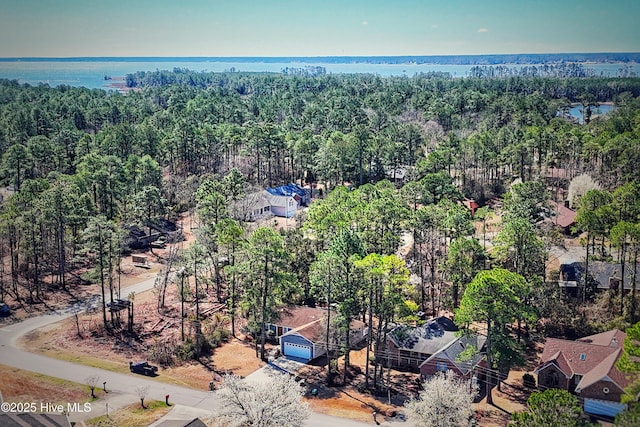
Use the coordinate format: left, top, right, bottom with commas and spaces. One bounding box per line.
387, 349, 391, 404
179, 267, 186, 341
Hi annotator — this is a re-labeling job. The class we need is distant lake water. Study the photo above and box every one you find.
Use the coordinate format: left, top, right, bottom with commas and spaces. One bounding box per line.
556, 103, 616, 124
0, 59, 638, 91
564, 103, 616, 124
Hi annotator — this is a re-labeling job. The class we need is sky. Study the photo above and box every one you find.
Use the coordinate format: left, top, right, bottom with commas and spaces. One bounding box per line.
1, 0, 638, 57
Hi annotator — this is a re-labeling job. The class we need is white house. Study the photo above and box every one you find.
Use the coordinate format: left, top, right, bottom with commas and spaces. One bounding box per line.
229, 191, 272, 221
267, 193, 298, 218
230, 189, 301, 221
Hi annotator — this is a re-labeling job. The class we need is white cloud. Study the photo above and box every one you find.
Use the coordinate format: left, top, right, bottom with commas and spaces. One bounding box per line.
362, 21, 368, 25
478, 28, 489, 33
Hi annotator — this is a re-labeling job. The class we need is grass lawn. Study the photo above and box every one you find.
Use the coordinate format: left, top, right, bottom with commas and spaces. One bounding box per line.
19, 318, 265, 391
85, 400, 171, 427
0, 363, 91, 403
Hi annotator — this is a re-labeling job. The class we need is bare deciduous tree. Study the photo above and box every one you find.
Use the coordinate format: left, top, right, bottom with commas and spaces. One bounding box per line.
135, 385, 149, 409
228, 189, 269, 222
85, 375, 100, 399
154, 244, 179, 311
217, 374, 310, 427
405, 371, 478, 427
568, 173, 601, 208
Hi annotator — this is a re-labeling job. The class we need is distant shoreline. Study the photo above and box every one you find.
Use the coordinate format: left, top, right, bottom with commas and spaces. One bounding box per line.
569, 101, 615, 107
2, 59, 637, 91
1, 52, 639, 66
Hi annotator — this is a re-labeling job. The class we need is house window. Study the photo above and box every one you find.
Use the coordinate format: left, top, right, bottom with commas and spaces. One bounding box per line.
574, 374, 582, 386
264, 206, 270, 212
546, 372, 559, 387
283, 327, 291, 333
579, 353, 586, 361
436, 362, 448, 372
603, 387, 610, 394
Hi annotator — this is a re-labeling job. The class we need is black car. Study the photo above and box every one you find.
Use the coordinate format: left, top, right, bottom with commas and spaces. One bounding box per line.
129, 361, 158, 376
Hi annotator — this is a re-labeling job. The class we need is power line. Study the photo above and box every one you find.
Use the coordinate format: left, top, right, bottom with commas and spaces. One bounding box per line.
307, 339, 634, 404
309, 340, 511, 380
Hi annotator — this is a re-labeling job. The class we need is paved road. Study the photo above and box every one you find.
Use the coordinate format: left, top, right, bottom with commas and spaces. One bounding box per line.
0, 278, 222, 423
1, 277, 408, 425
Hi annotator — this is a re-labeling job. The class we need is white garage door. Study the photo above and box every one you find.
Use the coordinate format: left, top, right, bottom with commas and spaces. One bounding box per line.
283, 342, 312, 360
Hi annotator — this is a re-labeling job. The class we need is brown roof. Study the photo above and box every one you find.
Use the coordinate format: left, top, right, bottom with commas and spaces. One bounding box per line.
462, 199, 480, 210
545, 167, 570, 180
547, 200, 577, 229
283, 318, 366, 344
273, 305, 325, 329
576, 349, 625, 392
578, 329, 625, 348
540, 338, 618, 376
542, 350, 572, 377
537, 330, 631, 392
291, 319, 326, 343
279, 306, 366, 344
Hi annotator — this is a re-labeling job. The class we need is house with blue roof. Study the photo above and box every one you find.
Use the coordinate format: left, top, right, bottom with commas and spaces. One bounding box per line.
266, 183, 311, 206
263, 183, 311, 218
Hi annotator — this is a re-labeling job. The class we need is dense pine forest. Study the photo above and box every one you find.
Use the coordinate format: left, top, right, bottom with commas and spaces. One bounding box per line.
2, 68, 640, 398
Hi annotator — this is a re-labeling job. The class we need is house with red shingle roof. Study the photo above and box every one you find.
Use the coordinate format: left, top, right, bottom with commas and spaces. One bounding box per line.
266, 305, 325, 340
269, 305, 368, 363
544, 200, 577, 234
535, 329, 630, 418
